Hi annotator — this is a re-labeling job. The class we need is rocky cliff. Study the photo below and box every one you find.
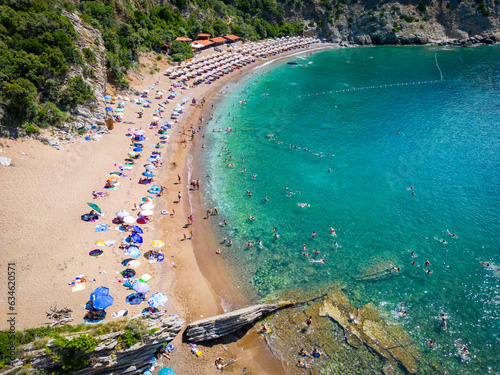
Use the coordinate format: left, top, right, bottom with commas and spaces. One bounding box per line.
62, 10, 107, 132
296, 0, 499, 45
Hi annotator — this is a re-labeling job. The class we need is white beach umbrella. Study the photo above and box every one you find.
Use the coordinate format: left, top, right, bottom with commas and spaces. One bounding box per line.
123, 216, 136, 224
141, 202, 155, 210
116, 210, 130, 218
139, 209, 154, 217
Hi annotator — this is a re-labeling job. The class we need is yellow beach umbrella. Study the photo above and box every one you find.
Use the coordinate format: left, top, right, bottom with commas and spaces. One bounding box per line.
151, 240, 164, 248
95, 240, 106, 247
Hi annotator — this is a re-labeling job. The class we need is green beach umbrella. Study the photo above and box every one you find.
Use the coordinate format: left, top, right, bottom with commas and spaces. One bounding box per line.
115, 108, 125, 113
87, 202, 101, 214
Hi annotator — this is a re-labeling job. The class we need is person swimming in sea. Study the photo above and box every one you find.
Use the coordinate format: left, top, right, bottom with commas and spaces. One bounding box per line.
310, 259, 325, 264
330, 227, 337, 236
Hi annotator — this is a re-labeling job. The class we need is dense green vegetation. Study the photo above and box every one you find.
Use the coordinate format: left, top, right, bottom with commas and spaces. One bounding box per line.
0, 0, 304, 135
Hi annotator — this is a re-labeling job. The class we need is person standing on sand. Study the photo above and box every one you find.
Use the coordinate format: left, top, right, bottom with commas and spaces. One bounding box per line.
177, 174, 181, 183
178, 191, 181, 201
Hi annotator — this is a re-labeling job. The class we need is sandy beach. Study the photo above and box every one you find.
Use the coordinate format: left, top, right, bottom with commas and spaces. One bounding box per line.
0, 41, 333, 374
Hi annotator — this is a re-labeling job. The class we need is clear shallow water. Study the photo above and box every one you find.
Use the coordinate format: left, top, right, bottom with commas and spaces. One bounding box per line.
203, 46, 500, 374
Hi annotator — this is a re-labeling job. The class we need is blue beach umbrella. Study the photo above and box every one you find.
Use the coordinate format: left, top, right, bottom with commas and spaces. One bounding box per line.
105, 107, 113, 111
131, 225, 143, 233
104, 95, 112, 99
133, 147, 143, 152
90, 287, 114, 309
158, 368, 176, 375
130, 232, 143, 243
136, 136, 146, 141
143, 171, 154, 177
161, 126, 168, 130
147, 157, 157, 162
127, 246, 141, 258
166, 121, 173, 125
133, 282, 150, 293
146, 99, 152, 103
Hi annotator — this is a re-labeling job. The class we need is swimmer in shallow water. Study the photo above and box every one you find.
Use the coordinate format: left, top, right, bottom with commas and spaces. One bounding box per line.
310, 259, 325, 264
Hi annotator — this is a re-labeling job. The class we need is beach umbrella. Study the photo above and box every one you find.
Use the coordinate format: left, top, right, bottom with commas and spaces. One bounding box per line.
128, 151, 136, 157
104, 95, 112, 99
123, 216, 136, 224
136, 136, 146, 141
133, 281, 150, 293
158, 368, 176, 375
122, 268, 136, 279
130, 232, 143, 243
131, 225, 143, 233
151, 240, 164, 248
134, 130, 145, 135
143, 171, 154, 177
143, 89, 149, 93
146, 100, 152, 103
145, 164, 155, 171
118, 102, 125, 106
166, 121, 173, 125
116, 210, 130, 218
142, 196, 154, 203
126, 260, 141, 269
127, 246, 141, 258
148, 292, 167, 308
141, 203, 154, 210
95, 240, 106, 247
115, 108, 124, 113
147, 157, 157, 162
87, 202, 101, 214
107, 177, 118, 183
133, 148, 143, 152
105, 107, 113, 111
90, 287, 114, 309
140, 210, 154, 217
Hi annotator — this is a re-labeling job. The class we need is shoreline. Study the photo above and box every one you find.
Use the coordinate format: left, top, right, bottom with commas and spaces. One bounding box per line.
0, 41, 336, 374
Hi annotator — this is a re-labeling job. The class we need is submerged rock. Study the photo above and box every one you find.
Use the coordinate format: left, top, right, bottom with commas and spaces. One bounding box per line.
319, 290, 420, 374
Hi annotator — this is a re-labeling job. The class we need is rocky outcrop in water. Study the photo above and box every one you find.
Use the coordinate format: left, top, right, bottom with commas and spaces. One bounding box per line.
258, 288, 421, 375
184, 301, 294, 342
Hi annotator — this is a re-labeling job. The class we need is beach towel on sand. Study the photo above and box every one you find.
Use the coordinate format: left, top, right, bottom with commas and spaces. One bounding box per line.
95, 224, 109, 232
72, 283, 86, 292
104, 240, 116, 246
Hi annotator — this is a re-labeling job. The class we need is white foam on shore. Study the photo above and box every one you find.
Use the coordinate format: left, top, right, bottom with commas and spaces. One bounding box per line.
253, 45, 337, 70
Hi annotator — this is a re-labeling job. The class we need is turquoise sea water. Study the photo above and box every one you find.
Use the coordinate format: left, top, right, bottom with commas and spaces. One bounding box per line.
203, 46, 500, 373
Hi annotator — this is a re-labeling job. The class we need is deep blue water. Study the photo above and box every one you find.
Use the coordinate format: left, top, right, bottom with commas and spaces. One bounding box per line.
203, 46, 500, 374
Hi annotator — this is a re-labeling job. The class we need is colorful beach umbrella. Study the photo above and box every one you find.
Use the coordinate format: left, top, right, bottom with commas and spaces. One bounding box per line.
128, 151, 136, 157
87, 202, 101, 214
133, 281, 150, 293
142, 196, 154, 203
126, 260, 141, 269
127, 246, 141, 258
115, 108, 124, 113
136, 136, 146, 141
122, 268, 136, 279
148, 292, 167, 308
151, 240, 164, 248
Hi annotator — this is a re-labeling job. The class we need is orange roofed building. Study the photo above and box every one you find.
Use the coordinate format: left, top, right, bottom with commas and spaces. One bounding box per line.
197, 33, 211, 40
224, 35, 241, 43
175, 37, 192, 42
211, 37, 227, 46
